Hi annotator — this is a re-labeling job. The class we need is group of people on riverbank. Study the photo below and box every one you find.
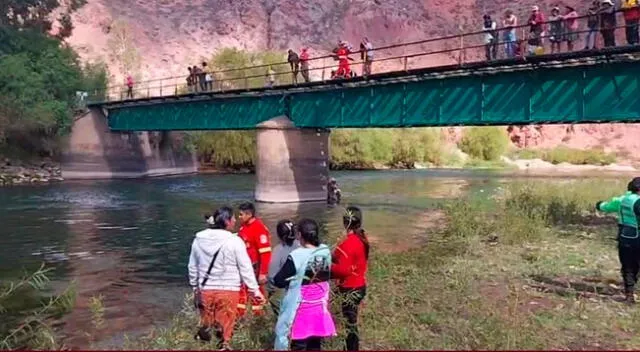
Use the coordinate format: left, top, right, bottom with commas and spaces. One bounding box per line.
482, 0, 639, 60
188, 202, 369, 350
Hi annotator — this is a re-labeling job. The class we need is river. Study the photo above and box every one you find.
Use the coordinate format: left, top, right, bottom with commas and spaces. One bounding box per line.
0, 169, 572, 348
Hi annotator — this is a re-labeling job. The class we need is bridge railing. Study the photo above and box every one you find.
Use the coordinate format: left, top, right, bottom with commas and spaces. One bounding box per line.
91, 8, 634, 103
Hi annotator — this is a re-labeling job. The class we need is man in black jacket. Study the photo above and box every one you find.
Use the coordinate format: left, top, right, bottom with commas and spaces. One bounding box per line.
287, 49, 300, 84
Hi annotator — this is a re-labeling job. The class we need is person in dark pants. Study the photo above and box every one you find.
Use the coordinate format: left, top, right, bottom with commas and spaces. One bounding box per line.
596, 177, 640, 304
600, 0, 617, 47
622, 0, 640, 45
287, 49, 300, 84
332, 206, 370, 351
299, 47, 311, 83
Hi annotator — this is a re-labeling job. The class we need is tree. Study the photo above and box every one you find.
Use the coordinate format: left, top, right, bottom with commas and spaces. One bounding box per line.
1, 0, 86, 37
106, 20, 140, 76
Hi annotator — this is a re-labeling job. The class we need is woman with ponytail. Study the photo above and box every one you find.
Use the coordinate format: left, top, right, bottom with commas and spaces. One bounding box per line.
331, 206, 370, 351
272, 219, 336, 350
267, 219, 300, 315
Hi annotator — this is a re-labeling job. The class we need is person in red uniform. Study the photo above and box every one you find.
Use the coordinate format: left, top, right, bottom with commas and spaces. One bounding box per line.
237, 202, 272, 317
331, 206, 369, 351
334, 41, 352, 78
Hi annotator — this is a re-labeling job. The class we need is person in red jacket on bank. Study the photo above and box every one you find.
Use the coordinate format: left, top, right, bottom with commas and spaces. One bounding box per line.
331, 206, 370, 351
237, 202, 272, 317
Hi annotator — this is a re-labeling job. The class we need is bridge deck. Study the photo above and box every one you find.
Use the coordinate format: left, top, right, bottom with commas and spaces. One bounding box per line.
100, 46, 640, 131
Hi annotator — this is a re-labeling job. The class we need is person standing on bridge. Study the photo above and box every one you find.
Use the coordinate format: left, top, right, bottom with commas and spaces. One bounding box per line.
334, 41, 352, 78
549, 7, 564, 53
563, 6, 580, 52
199, 62, 209, 92
125, 74, 134, 99
287, 49, 300, 84
360, 37, 374, 76
300, 47, 311, 83
585, 1, 601, 50
187, 67, 195, 93
482, 14, 498, 60
596, 177, 640, 304
237, 202, 272, 317
528, 6, 547, 55
622, 0, 640, 45
503, 10, 519, 58
600, 0, 617, 47
188, 206, 265, 349
266, 66, 276, 88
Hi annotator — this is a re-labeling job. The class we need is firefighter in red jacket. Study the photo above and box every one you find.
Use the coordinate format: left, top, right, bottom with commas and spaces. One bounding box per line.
334, 40, 352, 78
237, 202, 272, 317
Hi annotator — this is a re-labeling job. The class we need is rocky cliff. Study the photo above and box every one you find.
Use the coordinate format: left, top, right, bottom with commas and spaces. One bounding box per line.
66, 0, 640, 164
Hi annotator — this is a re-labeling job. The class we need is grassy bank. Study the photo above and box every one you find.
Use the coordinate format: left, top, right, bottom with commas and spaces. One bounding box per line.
113, 178, 638, 350
192, 126, 513, 171
510, 146, 617, 166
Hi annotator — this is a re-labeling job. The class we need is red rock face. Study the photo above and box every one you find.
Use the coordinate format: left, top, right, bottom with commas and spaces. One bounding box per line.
66, 0, 640, 163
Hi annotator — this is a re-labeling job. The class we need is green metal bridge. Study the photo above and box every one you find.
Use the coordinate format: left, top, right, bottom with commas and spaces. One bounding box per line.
95, 47, 640, 131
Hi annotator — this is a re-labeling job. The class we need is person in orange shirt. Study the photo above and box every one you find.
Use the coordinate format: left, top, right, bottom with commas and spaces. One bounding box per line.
237, 202, 272, 317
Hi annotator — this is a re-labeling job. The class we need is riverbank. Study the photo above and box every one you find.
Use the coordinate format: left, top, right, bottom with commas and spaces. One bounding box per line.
1, 158, 637, 186
120, 179, 640, 350
0, 158, 63, 186
4, 176, 640, 349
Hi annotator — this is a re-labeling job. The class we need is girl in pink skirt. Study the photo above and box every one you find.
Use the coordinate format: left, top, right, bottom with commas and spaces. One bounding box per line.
272, 218, 336, 350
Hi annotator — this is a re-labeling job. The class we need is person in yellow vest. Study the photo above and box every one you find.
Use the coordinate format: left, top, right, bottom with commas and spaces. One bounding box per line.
596, 177, 640, 304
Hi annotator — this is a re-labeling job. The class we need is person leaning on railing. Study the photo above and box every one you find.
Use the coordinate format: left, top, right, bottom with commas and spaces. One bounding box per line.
622, 0, 640, 45
600, 0, 617, 47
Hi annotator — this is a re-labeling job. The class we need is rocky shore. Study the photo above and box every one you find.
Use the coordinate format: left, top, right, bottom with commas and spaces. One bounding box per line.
0, 159, 63, 186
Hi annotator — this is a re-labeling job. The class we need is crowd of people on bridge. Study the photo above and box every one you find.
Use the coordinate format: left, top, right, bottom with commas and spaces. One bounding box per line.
121, 0, 639, 99
188, 183, 367, 351
482, 0, 640, 60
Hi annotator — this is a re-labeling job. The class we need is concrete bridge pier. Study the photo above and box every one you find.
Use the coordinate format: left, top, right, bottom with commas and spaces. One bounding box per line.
255, 116, 329, 203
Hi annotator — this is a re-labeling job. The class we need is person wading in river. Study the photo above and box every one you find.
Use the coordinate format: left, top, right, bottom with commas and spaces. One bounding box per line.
273, 218, 336, 350
188, 206, 265, 349
331, 206, 370, 351
237, 202, 272, 317
327, 178, 341, 207
267, 219, 300, 315
596, 177, 640, 304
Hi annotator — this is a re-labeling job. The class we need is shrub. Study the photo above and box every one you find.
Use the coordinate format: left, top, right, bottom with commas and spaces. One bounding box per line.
543, 147, 616, 165
458, 127, 509, 161
511, 147, 617, 165
192, 131, 256, 169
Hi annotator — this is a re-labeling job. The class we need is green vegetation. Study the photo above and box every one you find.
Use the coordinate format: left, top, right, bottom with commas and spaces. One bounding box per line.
115, 178, 639, 350
511, 146, 617, 166
459, 127, 510, 161
0, 265, 76, 349
0, 1, 107, 157
191, 131, 256, 169
210, 48, 292, 90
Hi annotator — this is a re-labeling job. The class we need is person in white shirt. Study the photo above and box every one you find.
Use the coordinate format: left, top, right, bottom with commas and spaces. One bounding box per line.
188, 206, 265, 350
483, 14, 498, 61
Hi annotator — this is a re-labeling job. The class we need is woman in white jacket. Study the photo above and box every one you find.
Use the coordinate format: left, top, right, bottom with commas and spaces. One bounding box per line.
188, 206, 265, 350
